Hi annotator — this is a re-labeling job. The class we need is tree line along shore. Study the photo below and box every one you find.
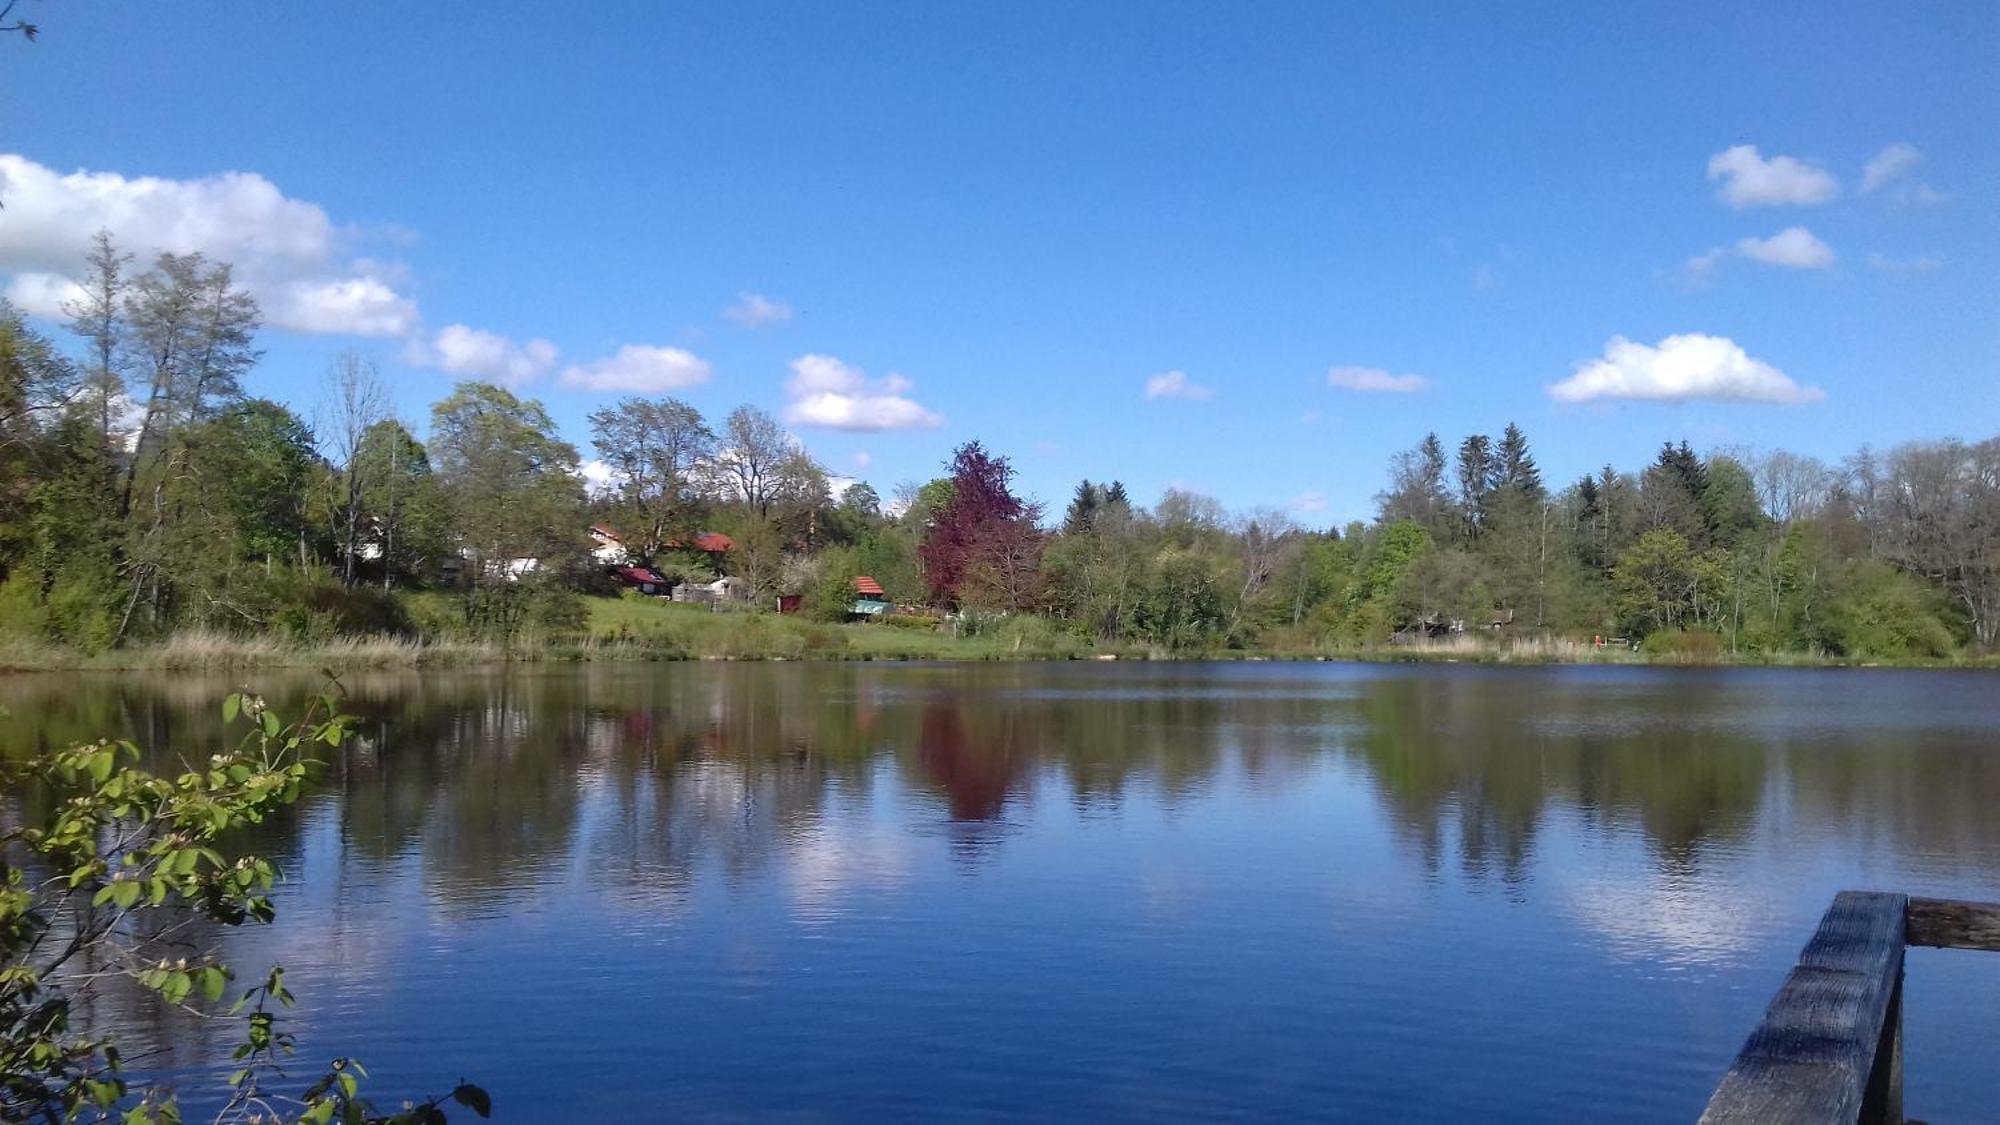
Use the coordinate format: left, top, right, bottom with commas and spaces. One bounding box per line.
2, 233, 1997, 671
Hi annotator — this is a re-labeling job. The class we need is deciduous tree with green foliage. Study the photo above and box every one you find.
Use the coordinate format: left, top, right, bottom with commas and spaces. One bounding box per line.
429, 382, 584, 586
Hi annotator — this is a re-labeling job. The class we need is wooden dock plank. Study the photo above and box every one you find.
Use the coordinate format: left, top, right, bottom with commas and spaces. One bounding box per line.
1699, 891, 1907, 1125
1906, 896, 2000, 951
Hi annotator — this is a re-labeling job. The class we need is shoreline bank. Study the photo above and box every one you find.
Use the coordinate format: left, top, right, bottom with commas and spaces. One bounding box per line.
4, 630, 1993, 675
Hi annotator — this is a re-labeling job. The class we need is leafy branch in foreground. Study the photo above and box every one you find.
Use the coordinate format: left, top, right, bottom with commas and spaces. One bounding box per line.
0, 686, 491, 1123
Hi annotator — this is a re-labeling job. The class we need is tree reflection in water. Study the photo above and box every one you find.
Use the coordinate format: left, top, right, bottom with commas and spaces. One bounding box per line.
4, 661, 2000, 1115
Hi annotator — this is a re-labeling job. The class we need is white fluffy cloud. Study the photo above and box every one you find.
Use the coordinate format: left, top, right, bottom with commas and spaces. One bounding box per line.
1706, 145, 1838, 208
1681, 227, 1834, 283
407, 324, 559, 385
2, 272, 86, 318
578, 459, 617, 496
1143, 370, 1214, 400
272, 276, 419, 336
0, 153, 418, 336
1862, 143, 1920, 193
723, 292, 793, 328
559, 344, 712, 393
1327, 365, 1428, 393
1859, 142, 1945, 205
1733, 226, 1835, 269
781, 354, 942, 431
1548, 334, 1822, 405
1287, 491, 1329, 515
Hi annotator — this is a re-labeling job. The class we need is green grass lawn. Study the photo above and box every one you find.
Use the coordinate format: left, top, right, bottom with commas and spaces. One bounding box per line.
581, 594, 1095, 660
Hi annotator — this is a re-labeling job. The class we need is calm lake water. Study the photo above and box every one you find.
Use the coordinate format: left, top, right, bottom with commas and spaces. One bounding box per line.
4, 662, 1999, 1121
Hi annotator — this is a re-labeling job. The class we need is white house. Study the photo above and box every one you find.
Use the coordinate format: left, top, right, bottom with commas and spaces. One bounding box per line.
589, 524, 630, 565
440, 549, 541, 584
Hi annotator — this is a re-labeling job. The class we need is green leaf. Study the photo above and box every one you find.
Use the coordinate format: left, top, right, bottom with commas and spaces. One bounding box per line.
452, 1083, 493, 1117
259, 709, 282, 737
222, 693, 241, 723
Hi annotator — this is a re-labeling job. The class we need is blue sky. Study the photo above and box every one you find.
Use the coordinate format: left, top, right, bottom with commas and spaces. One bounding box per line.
2, 2, 1994, 523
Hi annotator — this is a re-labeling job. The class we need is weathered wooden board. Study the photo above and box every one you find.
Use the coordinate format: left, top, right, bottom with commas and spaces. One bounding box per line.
1699, 891, 1907, 1124
1906, 896, 2000, 951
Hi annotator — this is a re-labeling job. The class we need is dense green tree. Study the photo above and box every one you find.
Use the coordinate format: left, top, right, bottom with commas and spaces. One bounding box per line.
354, 420, 448, 588
1702, 454, 1764, 548
187, 399, 320, 564
0, 302, 75, 572
841, 481, 882, 522
0, 407, 122, 650
1612, 528, 1731, 637
1826, 559, 1959, 658
429, 382, 584, 585
1492, 423, 1543, 500
1455, 434, 1492, 541
1139, 548, 1224, 650
854, 525, 922, 605
821, 481, 884, 546
1062, 478, 1102, 534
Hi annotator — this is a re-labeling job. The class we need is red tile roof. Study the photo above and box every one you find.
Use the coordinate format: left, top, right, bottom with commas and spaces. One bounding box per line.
854, 576, 885, 597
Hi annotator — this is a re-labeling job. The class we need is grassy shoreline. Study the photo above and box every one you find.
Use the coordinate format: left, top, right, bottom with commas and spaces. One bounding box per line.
2, 597, 1994, 674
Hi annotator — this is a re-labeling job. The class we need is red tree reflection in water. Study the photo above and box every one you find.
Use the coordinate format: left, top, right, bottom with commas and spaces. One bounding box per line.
916, 699, 1027, 821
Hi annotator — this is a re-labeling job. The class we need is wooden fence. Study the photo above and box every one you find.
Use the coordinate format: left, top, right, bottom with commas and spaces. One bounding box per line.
1700, 891, 2000, 1124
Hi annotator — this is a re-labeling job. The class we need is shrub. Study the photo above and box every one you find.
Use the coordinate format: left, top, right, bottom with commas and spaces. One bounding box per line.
0, 576, 49, 640
402, 590, 467, 639
1828, 561, 1960, 659
0, 570, 122, 654
1641, 627, 1723, 663
269, 582, 413, 642
796, 623, 848, 655
880, 613, 942, 630
445, 578, 588, 643
992, 613, 1086, 656
955, 608, 1002, 639
806, 550, 860, 623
